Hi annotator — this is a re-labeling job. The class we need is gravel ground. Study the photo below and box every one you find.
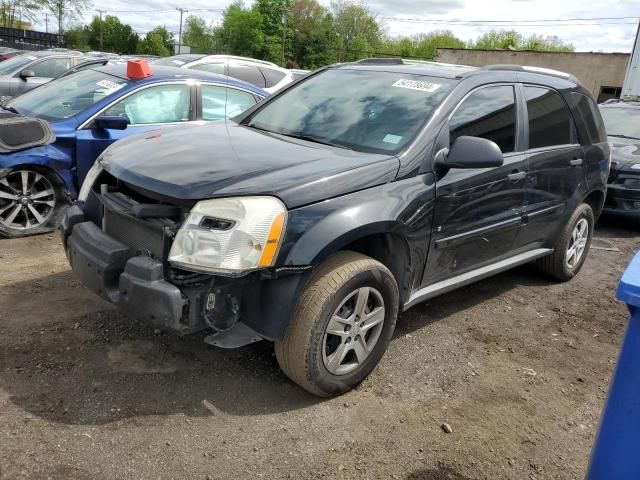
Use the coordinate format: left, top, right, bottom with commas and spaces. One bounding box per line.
0, 218, 638, 480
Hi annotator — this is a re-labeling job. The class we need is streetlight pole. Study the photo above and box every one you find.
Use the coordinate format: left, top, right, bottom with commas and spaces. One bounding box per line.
281, 9, 287, 67
96, 9, 106, 50
176, 7, 188, 55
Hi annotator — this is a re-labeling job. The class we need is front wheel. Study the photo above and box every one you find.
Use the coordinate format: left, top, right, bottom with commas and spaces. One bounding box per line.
0, 168, 67, 238
275, 251, 399, 397
535, 203, 594, 281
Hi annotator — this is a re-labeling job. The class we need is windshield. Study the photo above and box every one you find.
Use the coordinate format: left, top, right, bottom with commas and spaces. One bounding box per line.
245, 68, 454, 153
0, 54, 37, 76
8, 69, 130, 120
600, 106, 640, 140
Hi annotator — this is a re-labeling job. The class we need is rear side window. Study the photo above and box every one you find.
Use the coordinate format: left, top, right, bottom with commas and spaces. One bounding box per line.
571, 93, 607, 143
228, 65, 266, 88
525, 86, 573, 148
31, 57, 71, 78
450, 85, 517, 154
260, 67, 286, 87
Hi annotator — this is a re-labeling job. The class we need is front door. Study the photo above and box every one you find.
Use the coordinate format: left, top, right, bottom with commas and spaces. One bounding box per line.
516, 85, 586, 248
423, 84, 528, 286
75, 83, 194, 188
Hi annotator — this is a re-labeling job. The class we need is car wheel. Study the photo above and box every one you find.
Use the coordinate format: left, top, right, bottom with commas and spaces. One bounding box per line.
275, 251, 399, 397
0, 168, 67, 238
535, 203, 594, 281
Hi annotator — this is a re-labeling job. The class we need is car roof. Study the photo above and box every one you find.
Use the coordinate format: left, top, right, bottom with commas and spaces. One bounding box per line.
27, 50, 83, 58
94, 64, 268, 96
334, 59, 477, 79
600, 99, 640, 108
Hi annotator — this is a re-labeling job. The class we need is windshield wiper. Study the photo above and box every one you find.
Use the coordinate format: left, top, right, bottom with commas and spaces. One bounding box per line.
277, 131, 353, 150
609, 133, 640, 141
3, 105, 19, 115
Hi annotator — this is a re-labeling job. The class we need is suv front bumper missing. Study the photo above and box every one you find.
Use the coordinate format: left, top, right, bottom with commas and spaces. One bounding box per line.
60, 204, 311, 344
604, 172, 640, 219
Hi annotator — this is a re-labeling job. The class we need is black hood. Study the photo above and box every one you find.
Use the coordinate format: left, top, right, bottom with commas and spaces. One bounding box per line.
100, 121, 400, 208
609, 137, 640, 170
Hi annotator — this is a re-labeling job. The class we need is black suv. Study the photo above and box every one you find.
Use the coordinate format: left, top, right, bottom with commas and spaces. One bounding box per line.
61, 59, 609, 397
599, 98, 640, 220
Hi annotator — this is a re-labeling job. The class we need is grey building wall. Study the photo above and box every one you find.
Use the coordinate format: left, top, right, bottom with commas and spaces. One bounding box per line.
434, 48, 630, 100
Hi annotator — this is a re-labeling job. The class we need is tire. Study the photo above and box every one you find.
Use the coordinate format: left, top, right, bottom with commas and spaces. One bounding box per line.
275, 251, 399, 397
535, 203, 594, 281
0, 168, 68, 238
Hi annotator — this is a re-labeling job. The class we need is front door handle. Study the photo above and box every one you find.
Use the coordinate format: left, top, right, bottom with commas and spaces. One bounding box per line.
570, 158, 583, 166
507, 171, 526, 181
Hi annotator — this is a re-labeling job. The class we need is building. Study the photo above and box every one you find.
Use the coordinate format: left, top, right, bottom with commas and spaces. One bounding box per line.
434, 48, 631, 103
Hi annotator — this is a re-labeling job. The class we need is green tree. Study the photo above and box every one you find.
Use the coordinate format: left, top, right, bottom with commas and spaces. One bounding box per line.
290, 0, 336, 68
252, 0, 291, 64
331, 0, 381, 62
213, 1, 264, 58
138, 26, 174, 56
0, 0, 43, 28
64, 24, 90, 50
523, 34, 574, 52
470, 29, 524, 50
87, 15, 138, 53
183, 15, 214, 53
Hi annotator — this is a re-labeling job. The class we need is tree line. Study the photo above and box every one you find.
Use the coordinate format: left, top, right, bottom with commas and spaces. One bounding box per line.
62, 0, 574, 67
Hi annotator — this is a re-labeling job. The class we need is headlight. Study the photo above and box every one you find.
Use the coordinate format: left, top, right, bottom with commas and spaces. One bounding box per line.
78, 161, 103, 201
168, 196, 287, 274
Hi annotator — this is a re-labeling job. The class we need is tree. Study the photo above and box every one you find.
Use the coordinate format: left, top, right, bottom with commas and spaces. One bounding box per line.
42, 0, 91, 33
469, 29, 574, 52
64, 24, 90, 50
0, 0, 43, 28
183, 15, 214, 53
522, 34, 574, 52
87, 15, 138, 53
331, 1, 381, 62
252, 0, 291, 64
213, 1, 264, 58
290, 0, 336, 68
379, 30, 464, 60
138, 26, 174, 56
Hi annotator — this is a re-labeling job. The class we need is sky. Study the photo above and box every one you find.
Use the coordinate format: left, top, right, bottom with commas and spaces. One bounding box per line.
33, 0, 640, 53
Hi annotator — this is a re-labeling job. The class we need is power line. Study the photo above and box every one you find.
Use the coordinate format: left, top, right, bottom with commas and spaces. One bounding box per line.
377, 15, 639, 24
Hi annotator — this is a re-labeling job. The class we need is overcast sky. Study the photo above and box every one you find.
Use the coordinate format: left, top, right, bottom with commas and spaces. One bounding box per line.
34, 0, 639, 53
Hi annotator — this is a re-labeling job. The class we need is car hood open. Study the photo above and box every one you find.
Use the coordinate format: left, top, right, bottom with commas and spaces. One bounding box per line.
100, 121, 400, 208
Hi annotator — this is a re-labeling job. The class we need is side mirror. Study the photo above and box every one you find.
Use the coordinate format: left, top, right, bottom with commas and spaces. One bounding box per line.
19, 70, 35, 79
94, 115, 129, 131
436, 136, 504, 169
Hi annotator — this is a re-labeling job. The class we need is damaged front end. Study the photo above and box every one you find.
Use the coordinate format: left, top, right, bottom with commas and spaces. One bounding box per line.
61, 172, 311, 348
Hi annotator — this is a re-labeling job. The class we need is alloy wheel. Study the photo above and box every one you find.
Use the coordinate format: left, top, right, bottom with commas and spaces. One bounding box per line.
566, 218, 589, 269
322, 286, 386, 376
0, 170, 56, 231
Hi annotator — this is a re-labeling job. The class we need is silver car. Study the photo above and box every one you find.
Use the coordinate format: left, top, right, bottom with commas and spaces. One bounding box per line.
0, 51, 84, 99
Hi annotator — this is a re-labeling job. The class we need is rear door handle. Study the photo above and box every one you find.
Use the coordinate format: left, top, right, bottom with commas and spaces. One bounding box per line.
507, 171, 526, 181
570, 158, 583, 166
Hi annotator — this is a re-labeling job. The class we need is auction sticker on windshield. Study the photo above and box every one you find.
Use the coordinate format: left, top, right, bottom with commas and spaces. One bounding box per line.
96, 79, 125, 92
392, 79, 440, 93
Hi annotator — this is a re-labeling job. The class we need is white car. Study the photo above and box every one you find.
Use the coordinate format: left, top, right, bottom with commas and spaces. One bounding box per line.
153, 55, 294, 94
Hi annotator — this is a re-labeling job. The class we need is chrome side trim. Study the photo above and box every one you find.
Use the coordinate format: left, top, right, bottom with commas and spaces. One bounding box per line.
404, 248, 553, 310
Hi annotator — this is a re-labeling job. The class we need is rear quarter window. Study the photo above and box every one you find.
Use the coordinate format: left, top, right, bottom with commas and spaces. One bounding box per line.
260, 68, 286, 87
571, 93, 607, 144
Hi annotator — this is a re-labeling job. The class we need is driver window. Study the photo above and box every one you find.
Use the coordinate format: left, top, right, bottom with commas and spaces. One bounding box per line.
449, 85, 516, 154
31, 57, 72, 78
103, 84, 190, 125
201, 85, 256, 121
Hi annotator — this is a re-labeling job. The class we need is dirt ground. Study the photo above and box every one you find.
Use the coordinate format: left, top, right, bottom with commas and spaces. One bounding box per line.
0, 219, 638, 480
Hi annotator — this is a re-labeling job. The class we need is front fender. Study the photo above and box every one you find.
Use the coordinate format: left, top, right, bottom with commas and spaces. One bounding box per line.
0, 145, 76, 197
282, 175, 435, 268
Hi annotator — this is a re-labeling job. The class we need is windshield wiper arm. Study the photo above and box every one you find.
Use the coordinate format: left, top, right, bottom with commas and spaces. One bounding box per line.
609, 133, 640, 141
3, 105, 19, 115
278, 132, 352, 150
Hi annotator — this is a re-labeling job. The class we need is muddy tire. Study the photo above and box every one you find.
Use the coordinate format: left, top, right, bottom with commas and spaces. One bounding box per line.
536, 203, 594, 282
275, 251, 399, 397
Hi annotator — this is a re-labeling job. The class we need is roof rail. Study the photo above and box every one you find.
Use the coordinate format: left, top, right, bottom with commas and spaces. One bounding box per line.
356, 58, 404, 65
480, 64, 578, 83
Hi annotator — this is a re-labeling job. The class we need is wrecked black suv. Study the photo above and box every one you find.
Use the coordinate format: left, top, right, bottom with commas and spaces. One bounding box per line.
61, 59, 609, 396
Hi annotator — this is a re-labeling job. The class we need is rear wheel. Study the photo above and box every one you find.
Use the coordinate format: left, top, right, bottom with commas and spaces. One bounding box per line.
275, 251, 399, 397
0, 168, 67, 238
535, 203, 594, 281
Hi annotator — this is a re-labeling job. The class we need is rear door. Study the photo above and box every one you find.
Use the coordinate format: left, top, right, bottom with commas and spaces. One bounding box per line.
515, 85, 586, 249
423, 84, 528, 285
75, 82, 196, 187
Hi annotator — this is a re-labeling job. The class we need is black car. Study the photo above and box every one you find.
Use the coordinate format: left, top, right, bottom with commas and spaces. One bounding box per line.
60, 59, 610, 396
599, 99, 640, 220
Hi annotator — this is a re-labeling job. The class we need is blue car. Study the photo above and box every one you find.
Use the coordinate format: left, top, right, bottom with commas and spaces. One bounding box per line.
0, 62, 267, 237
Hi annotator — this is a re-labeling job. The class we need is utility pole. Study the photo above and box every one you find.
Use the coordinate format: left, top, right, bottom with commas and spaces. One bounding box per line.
45, 13, 48, 33
281, 9, 287, 67
96, 9, 106, 50
176, 7, 188, 55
